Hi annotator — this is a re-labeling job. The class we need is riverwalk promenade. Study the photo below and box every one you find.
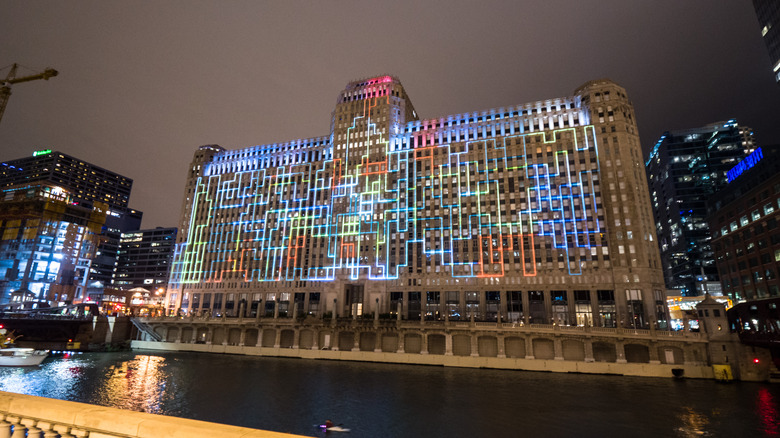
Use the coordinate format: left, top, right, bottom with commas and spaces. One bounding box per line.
0, 391, 306, 438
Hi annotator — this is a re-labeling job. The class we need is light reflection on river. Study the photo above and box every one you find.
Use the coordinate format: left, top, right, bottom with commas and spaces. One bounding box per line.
1, 351, 779, 438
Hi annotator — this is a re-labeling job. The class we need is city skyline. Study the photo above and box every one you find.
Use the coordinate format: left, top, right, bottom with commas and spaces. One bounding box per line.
1, 1, 779, 229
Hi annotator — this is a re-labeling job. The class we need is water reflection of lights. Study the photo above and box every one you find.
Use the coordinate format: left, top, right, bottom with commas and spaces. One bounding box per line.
676, 407, 711, 437
99, 355, 167, 414
0, 354, 87, 400
757, 388, 780, 436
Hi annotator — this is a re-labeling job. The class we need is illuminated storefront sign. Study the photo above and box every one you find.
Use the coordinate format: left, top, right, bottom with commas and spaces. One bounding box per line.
727, 147, 763, 183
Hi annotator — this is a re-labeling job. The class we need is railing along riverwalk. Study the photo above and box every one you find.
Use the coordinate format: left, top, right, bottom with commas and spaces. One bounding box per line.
0, 391, 306, 438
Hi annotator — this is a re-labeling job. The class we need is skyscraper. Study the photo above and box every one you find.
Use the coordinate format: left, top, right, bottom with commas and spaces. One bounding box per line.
753, 0, 780, 84
0, 183, 106, 305
707, 144, 780, 303
168, 77, 668, 329
0, 150, 143, 288
646, 121, 754, 296
114, 227, 177, 291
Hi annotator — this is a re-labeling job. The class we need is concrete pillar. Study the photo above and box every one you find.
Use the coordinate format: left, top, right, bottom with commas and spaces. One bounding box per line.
544, 292, 553, 324
332, 331, 340, 351
0, 421, 11, 438
525, 336, 535, 360
420, 302, 425, 324
522, 291, 530, 325
10, 419, 25, 438
616, 340, 627, 363
274, 329, 281, 348
397, 332, 405, 353
445, 332, 453, 356
497, 334, 506, 358
459, 290, 466, 322
470, 333, 479, 357
24, 426, 42, 438
311, 330, 320, 350
352, 331, 360, 352
237, 301, 245, 320
648, 342, 660, 364
206, 327, 213, 345
553, 337, 564, 360
567, 290, 576, 326
239, 329, 246, 347
374, 331, 382, 353
273, 300, 279, 320
176, 327, 183, 343
584, 339, 595, 362
374, 298, 379, 328
420, 332, 429, 354
256, 329, 263, 347
331, 299, 337, 327
293, 329, 300, 349
396, 301, 403, 322
256, 300, 263, 321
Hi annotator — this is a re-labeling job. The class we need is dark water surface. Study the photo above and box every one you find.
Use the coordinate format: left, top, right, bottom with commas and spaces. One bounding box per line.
0, 351, 778, 437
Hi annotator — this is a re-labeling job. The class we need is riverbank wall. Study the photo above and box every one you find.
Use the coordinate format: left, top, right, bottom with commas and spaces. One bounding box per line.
130, 315, 760, 380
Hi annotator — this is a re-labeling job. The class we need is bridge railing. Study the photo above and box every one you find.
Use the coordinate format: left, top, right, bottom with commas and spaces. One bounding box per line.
0, 391, 305, 438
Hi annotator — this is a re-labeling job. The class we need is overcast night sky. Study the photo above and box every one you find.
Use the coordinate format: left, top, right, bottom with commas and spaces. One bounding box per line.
1, 1, 778, 229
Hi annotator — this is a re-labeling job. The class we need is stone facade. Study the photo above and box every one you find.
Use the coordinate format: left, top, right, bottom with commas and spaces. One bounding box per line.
167, 77, 667, 330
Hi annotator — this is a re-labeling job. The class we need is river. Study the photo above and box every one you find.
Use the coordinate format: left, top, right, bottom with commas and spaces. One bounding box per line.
0, 350, 778, 437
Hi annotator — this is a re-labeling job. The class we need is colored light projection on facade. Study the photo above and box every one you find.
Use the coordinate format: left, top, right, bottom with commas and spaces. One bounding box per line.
173, 95, 603, 285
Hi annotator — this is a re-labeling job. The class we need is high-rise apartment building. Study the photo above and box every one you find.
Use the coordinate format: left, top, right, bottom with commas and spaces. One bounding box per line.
646, 121, 754, 296
0, 183, 106, 305
168, 77, 668, 329
114, 227, 177, 291
753, 0, 780, 84
0, 150, 143, 287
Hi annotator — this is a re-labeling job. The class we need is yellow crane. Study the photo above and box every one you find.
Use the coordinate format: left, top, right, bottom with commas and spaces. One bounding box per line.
0, 63, 58, 125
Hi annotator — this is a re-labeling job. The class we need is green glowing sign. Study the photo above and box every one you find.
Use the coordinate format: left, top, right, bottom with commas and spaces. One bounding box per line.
32, 149, 52, 157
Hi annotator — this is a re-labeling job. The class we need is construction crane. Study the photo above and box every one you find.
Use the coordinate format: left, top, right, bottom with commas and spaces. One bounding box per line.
0, 63, 58, 125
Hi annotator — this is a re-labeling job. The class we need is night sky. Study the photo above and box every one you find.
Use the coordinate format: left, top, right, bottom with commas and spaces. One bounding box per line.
1, 1, 778, 228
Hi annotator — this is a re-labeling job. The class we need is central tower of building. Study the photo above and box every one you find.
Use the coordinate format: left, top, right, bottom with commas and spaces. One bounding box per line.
168, 76, 667, 329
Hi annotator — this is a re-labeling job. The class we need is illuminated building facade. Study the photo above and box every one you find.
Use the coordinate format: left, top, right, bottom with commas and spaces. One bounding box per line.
708, 145, 780, 303
169, 77, 668, 329
0, 183, 106, 305
753, 0, 780, 84
0, 150, 143, 288
114, 227, 177, 290
646, 121, 754, 296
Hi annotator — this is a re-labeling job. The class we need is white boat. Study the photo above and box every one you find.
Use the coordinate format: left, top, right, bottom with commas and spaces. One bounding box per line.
0, 348, 49, 367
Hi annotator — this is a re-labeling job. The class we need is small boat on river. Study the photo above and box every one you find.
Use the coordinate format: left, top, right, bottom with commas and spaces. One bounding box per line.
0, 348, 49, 367
0, 327, 49, 366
